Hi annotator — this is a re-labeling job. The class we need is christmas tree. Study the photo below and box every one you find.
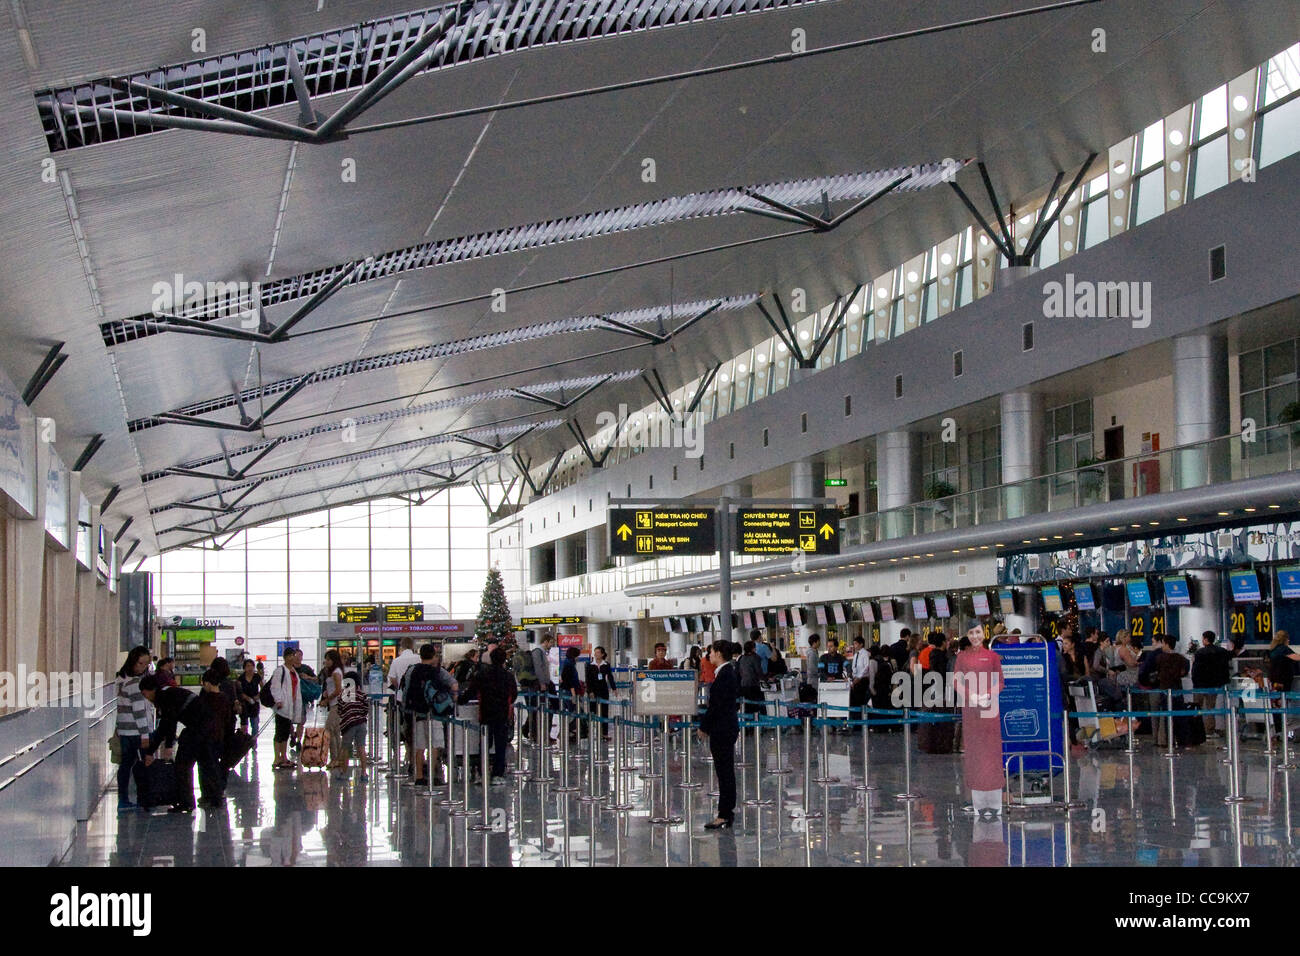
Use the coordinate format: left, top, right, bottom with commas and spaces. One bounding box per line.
475, 566, 516, 652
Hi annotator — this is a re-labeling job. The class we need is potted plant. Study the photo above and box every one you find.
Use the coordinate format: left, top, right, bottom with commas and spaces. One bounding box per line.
1281, 401, 1300, 440
924, 478, 957, 501
1076, 456, 1106, 498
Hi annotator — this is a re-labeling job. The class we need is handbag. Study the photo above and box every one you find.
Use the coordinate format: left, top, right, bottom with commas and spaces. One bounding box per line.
108, 732, 122, 764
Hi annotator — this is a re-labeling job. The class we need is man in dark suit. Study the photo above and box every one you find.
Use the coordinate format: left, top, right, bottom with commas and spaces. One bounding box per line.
698, 640, 740, 830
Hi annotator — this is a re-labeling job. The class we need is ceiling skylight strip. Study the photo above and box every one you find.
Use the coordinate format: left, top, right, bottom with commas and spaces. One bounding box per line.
38, 0, 837, 152
100, 165, 944, 345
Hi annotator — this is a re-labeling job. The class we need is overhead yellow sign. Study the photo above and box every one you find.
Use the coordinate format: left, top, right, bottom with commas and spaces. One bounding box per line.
609, 507, 717, 556
734, 508, 840, 555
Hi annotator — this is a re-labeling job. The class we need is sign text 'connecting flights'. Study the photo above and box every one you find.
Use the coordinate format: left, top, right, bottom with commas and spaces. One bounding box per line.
733, 508, 840, 555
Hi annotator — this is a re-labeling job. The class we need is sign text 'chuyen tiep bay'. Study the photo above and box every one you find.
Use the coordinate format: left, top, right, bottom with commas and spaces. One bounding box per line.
733, 508, 840, 555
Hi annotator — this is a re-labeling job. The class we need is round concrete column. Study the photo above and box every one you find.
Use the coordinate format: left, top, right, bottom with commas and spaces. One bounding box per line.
1000, 391, 1045, 518
1172, 333, 1229, 489
585, 526, 607, 574
876, 430, 919, 539
554, 537, 572, 579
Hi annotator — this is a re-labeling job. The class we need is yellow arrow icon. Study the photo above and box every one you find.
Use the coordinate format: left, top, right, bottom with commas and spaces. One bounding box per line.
616, 524, 633, 540
819, 523, 835, 540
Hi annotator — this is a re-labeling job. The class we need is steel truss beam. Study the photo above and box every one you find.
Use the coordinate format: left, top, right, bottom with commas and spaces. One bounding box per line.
948, 154, 1097, 266
155, 374, 315, 432
22, 342, 68, 405
73, 434, 105, 471
756, 285, 860, 368
58, 1, 1100, 151
513, 450, 564, 496
454, 423, 538, 454
740, 173, 912, 232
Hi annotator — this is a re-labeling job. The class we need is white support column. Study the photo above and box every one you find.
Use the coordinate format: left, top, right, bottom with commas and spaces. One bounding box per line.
585, 526, 606, 575
1172, 333, 1229, 489
876, 430, 919, 539
554, 536, 572, 580
1000, 391, 1045, 519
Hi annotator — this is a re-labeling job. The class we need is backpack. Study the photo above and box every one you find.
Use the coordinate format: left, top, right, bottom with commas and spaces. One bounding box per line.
873, 660, 895, 701
298, 666, 323, 704
428, 677, 454, 716
513, 649, 536, 683
259, 677, 275, 708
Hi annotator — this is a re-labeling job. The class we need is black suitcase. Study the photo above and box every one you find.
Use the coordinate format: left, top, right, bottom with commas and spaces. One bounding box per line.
1174, 706, 1208, 747
222, 730, 255, 770
917, 714, 956, 754
133, 759, 177, 808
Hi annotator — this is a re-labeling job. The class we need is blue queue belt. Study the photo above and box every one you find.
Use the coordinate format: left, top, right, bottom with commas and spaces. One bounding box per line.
506, 688, 1297, 727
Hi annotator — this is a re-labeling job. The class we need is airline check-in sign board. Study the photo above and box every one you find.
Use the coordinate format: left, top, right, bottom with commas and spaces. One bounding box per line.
609, 508, 717, 556
734, 508, 840, 555
633, 670, 699, 716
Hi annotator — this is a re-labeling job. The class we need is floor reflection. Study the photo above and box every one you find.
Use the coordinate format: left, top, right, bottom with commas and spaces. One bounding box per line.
67, 726, 1300, 866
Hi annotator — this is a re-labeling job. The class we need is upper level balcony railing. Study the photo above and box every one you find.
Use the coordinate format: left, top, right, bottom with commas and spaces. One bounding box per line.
842, 422, 1297, 546
524, 423, 1297, 604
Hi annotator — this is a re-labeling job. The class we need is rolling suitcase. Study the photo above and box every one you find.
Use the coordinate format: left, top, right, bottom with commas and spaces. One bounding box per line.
133, 758, 177, 808
917, 712, 956, 754
300, 725, 328, 768
1174, 703, 1207, 747
222, 730, 255, 771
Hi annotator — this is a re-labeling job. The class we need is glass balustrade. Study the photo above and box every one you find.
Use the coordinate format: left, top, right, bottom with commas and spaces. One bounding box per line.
526, 424, 1296, 601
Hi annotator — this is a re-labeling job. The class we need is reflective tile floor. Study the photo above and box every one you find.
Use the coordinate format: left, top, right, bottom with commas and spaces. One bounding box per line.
65, 726, 1300, 866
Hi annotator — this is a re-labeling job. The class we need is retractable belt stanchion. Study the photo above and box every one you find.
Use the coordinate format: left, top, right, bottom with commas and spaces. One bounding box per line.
511, 700, 529, 778
534, 699, 554, 784
1060, 710, 1084, 810
1280, 693, 1297, 772
437, 715, 462, 808
745, 719, 773, 807
556, 704, 579, 793
385, 702, 401, 777
639, 714, 662, 782
594, 700, 610, 766
1164, 690, 1179, 759
768, 708, 791, 775
854, 708, 876, 792
604, 714, 634, 812
470, 724, 493, 831
792, 715, 823, 820
451, 718, 481, 817
815, 703, 839, 784
580, 708, 602, 803
896, 708, 919, 800
1265, 695, 1276, 757
1123, 689, 1139, 754
423, 711, 439, 794
1224, 702, 1249, 804
678, 717, 701, 790
650, 715, 682, 825
1220, 689, 1236, 765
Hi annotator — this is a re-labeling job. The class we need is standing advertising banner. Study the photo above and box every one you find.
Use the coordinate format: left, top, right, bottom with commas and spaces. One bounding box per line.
992, 640, 1063, 775
632, 669, 697, 715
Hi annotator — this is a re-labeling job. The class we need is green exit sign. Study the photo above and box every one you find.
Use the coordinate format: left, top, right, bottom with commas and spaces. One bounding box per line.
824, 478, 848, 487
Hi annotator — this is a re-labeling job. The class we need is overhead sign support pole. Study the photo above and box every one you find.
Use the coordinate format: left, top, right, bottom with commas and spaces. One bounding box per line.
718, 495, 731, 643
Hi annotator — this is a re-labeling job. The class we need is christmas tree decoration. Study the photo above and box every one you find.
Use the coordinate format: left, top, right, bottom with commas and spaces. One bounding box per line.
475, 566, 516, 652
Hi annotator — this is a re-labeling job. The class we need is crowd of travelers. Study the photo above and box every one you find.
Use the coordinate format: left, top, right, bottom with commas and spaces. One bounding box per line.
112, 622, 1297, 816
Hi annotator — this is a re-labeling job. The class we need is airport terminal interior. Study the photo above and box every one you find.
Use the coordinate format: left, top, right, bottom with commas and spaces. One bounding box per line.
2, 0, 1300, 870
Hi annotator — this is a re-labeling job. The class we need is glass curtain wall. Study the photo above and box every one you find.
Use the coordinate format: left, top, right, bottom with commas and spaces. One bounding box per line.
141, 487, 503, 656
